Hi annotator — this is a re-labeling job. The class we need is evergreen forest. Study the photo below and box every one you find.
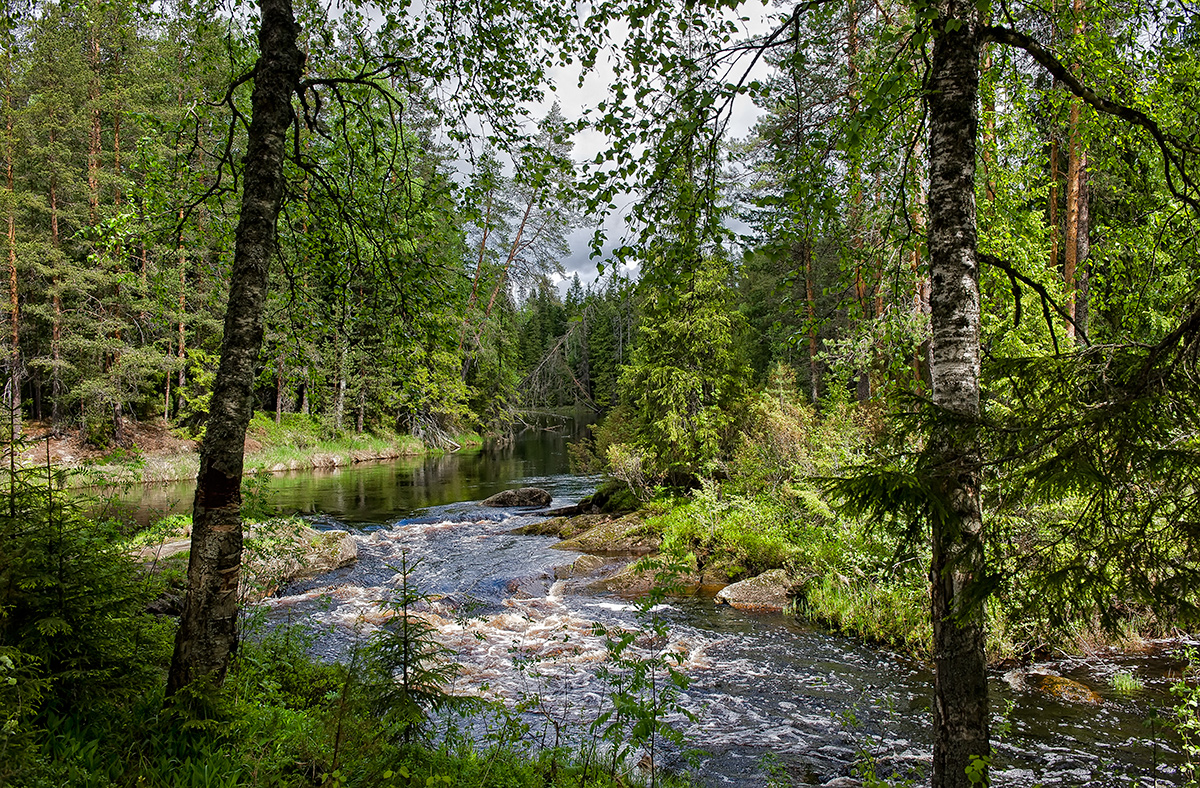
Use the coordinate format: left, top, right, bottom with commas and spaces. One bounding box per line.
1, 0, 1199, 785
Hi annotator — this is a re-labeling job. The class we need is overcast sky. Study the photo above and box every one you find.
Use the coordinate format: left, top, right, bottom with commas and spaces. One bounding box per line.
529, 1, 781, 294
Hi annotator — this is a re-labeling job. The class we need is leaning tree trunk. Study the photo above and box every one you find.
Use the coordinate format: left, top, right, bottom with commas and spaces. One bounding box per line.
166, 0, 304, 696
926, 0, 991, 786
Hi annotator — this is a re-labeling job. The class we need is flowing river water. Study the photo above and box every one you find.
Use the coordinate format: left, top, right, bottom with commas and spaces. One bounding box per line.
130, 419, 1189, 786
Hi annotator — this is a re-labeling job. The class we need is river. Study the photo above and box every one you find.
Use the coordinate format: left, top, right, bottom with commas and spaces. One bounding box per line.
129, 419, 1189, 786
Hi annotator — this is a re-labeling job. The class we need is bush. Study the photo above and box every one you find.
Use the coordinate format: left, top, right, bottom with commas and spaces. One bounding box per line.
0, 443, 171, 713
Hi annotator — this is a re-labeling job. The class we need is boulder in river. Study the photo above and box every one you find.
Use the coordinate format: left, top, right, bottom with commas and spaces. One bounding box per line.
714, 568, 794, 613
137, 519, 358, 604
482, 487, 553, 508
553, 514, 660, 554
510, 514, 609, 538
1003, 668, 1102, 705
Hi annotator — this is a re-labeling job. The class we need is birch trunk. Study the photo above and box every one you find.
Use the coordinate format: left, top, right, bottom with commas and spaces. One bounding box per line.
167, 0, 303, 695
927, 0, 990, 784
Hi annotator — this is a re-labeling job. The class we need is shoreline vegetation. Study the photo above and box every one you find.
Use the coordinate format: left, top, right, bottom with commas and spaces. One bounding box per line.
20, 411, 485, 488
66, 396, 1187, 667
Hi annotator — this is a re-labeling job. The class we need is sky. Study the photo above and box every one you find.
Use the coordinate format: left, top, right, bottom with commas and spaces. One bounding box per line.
527, 1, 784, 294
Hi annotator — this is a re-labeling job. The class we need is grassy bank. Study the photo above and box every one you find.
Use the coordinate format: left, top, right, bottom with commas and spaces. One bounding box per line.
64, 412, 483, 487
599, 388, 1181, 663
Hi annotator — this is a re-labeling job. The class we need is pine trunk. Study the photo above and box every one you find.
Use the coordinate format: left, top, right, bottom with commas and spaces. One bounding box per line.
801, 240, 820, 404
167, 0, 303, 695
4, 78, 18, 440
1064, 0, 1088, 343
1075, 164, 1089, 339
49, 139, 62, 430
926, 1, 990, 785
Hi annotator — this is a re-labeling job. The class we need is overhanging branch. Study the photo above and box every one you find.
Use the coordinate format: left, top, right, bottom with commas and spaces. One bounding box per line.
982, 24, 1200, 216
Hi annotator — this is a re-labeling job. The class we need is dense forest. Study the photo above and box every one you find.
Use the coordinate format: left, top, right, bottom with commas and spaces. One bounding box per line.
2, 0, 1199, 785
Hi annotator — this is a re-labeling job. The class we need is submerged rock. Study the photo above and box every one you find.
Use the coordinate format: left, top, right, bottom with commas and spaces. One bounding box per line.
482, 487, 553, 508
714, 568, 794, 613
1003, 669, 1103, 705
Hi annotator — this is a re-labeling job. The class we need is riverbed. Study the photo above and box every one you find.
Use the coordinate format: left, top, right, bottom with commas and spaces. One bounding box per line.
127, 420, 1190, 786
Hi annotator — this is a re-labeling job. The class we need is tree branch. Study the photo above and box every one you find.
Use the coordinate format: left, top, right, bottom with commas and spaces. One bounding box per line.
982, 24, 1200, 216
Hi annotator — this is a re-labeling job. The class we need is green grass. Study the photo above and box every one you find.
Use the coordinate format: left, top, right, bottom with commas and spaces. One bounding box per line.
66, 413, 483, 487
1110, 670, 1144, 695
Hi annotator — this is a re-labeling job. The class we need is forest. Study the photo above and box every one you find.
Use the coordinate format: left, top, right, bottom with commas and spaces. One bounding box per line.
1, 0, 1199, 785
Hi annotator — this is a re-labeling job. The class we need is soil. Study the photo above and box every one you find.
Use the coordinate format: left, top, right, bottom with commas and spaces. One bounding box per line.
18, 418, 198, 467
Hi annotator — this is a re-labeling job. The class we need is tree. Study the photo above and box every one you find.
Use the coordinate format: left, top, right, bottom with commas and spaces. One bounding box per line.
168, 0, 582, 692
578, 0, 1200, 784
166, 0, 303, 695
923, 0, 989, 780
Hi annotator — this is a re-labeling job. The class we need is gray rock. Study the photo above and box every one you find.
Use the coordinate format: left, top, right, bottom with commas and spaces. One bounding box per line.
714, 568, 793, 613
482, 487, 553, 507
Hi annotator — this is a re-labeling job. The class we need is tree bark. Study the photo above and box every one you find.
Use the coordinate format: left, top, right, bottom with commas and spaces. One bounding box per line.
4, 73, 19, 440
926, 0, 990, 784
1074, 163, 1089, 339
1063, 0, 1087, 343
166, 0, 303, 695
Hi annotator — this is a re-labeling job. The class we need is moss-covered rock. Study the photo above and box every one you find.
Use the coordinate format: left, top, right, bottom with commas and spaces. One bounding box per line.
554, 554, 616, 580
510, 514, 610, 538
135, 518, 358, 603
1003, 669, 1103, 705
482, 487, 553, 507
554, 514, 660, 555
714, 568, 794, 613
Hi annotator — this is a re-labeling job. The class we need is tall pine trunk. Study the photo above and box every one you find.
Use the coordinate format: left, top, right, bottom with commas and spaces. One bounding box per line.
927, 0, 990, 784
1063, 0, 1088, 343
167, 0, 304, 695
4, 72, 18, 440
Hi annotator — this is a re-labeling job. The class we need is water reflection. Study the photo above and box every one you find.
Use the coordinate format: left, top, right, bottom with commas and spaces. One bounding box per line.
124, 413, 594, 524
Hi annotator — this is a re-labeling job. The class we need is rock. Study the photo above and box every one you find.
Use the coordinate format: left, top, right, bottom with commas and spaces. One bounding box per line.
506, 573, 553, 598
554, 514, 660, 554
1003, 669, 1103, 705
198, 521, 357, 600
510, 514, 610, 538
588, 560, 661, 594
714, 568, 793, 613
145, 590, 184, 617
135, 519, 357, 607
554, 554, 613, 580
482, 487, 553, 508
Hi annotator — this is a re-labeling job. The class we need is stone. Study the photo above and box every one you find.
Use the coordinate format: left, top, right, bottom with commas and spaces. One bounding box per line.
714, 568, 793, 613
554, 554, 612, 580
1003, 669, 1103, 705
510, 514, 610, 538
482, 487, 553, 507
554, 514, 660, 554
136, 518, 358, 603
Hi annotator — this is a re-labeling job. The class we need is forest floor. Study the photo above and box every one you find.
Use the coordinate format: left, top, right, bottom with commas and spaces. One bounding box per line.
18, 418, 197, 466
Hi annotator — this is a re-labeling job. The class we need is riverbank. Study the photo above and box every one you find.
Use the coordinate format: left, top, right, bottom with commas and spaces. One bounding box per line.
19, 412, 483, 487
534, 496, 1184, 669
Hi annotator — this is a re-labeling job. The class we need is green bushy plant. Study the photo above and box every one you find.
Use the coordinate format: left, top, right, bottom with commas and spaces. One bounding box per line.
0, 440, 171, 713
1174, 650, 1200, 787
